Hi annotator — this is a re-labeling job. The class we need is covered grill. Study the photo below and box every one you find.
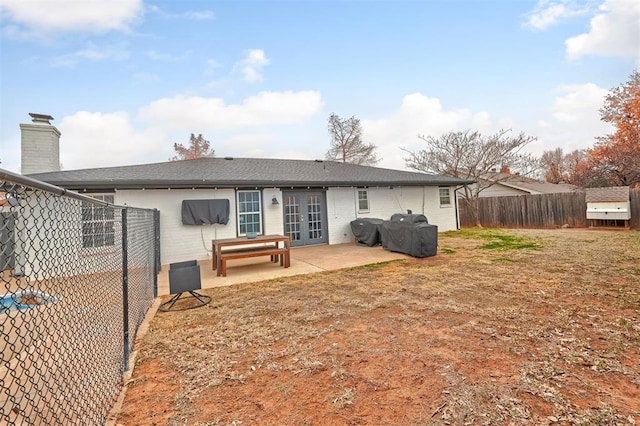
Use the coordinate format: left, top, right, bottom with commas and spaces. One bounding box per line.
389, 213, 428, 224
380, 220, 438, 258
351, 213, 438, 258
350, 218, 384, 246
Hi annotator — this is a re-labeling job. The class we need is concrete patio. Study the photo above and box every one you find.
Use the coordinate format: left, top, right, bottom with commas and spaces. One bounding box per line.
156, 243, 410, 296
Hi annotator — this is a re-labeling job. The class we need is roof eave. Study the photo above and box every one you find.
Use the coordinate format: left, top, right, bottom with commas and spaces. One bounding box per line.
43, 178, 475, 191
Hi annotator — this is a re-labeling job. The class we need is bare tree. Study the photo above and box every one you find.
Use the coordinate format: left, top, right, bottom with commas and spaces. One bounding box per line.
404, 129, 539, 226
540, 148, 588, 184
325, 113, 379, 165
170, 133, 215, 161
540, 147, 565, 183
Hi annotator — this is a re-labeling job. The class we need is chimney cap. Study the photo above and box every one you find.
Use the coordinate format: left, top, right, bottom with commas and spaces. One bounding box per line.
28, 113, 54, 124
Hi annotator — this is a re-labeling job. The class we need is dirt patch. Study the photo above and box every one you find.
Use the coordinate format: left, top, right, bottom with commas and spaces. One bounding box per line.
116, 229, 640, 425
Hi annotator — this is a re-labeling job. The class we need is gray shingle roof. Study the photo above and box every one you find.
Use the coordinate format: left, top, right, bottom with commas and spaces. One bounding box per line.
585, 186, 630, 202
27, 157, 474, 190
482, 172, 580, 194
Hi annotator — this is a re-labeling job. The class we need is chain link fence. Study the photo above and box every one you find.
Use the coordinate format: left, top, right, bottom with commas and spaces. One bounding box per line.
1, 169, 159, 425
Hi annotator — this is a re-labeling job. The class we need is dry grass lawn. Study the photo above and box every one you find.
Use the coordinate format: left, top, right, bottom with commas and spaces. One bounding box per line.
116, 228, 640, 425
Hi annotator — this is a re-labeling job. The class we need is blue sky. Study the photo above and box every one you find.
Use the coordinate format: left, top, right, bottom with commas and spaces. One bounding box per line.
1, 0, 638, 173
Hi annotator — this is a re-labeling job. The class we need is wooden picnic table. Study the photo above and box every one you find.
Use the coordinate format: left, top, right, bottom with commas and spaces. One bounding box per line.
212, 234, 291, 277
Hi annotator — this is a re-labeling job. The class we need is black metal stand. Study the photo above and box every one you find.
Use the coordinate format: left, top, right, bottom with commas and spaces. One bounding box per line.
158, 290, 211, 312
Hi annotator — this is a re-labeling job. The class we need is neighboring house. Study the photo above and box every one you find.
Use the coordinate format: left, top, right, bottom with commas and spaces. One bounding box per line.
19, 114, 473, 265
477, 172, 580, 198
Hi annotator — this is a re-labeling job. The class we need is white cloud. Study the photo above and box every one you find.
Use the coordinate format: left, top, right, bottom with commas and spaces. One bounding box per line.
58, 111, 168, 169
565, 0, 640, 61
216, 132, 321, 160
234, 49, 270, 83
529, 83, 612, 155
138, 91, 324, 132
146, 50, 192, 61
147, 5, 214, 21
524, 0, 592, 30
21, 91, 323, 171
205, 58, 221, 70
551, 83, 607, 123
362, 93, 496, 171
359, 88, 613, 172
0, 0, 142, 35
184, 11, 215, 20
51, 43, 130, 67
14, 88, 612, 173
219, 133, 275, 157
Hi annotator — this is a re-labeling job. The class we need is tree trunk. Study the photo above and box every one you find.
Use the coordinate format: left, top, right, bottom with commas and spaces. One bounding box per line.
464, 197, 482, 228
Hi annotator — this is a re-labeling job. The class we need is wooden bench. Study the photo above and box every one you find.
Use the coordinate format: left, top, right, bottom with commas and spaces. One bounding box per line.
218, 246, 290, 277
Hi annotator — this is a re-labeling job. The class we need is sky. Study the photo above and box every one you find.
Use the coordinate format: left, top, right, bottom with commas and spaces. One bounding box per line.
0, 0, 638, 174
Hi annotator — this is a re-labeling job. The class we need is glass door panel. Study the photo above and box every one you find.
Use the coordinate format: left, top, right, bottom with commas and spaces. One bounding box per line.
283, 192, 327, 246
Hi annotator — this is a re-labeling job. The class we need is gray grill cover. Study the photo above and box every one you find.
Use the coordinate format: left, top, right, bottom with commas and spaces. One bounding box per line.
350, 218, 384, 246
181, 199, 230, 225
380, 221, 438, 258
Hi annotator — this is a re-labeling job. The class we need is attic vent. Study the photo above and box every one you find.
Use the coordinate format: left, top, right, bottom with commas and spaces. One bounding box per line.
224, 156, 233, 160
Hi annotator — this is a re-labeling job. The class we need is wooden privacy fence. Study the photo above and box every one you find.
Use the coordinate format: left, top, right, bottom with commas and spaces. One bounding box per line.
459, 189, 640, 229
632, 189, 640, 229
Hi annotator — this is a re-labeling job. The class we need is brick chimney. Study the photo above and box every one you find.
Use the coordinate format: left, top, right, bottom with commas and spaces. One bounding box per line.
500, 166, 511, 174
20, 113, 61, 175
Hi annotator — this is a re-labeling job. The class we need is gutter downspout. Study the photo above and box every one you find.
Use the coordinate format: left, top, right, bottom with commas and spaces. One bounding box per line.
453, 185, 465, 230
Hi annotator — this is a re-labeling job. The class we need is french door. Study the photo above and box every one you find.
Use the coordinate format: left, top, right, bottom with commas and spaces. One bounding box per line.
283, 191, 328, 247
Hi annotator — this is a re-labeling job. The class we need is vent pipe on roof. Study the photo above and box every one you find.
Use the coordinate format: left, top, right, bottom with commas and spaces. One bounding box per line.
20, 113, 61, 175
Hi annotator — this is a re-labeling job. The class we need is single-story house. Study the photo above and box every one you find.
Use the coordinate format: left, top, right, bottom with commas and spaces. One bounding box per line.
477, 172, 580, 198
19, 114, 473, 265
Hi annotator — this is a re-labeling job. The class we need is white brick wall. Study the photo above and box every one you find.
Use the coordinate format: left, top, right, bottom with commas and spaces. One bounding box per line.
13, 194, 86, 279
114, 185, 460, 264
20, 123, 61, 175
263, 189, 284, 235
116, 189, 236, 264
327, 185, 460, 245
423, 186, 459, 231
326, 188, 359, 244
116, 188, 287, 265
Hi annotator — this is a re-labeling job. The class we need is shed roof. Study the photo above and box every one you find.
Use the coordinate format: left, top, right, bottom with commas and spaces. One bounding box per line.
585, 186, 630, 202
480, 172, 580, 195
27, 157, 474, 190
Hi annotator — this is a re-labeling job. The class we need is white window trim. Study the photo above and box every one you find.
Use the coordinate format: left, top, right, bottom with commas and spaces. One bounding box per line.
236, 190, 263, 236
357, 189, 370, 213
439, 187, 452, 208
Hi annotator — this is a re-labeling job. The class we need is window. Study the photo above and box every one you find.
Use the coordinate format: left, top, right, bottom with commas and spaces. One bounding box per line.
237, 190, 262, 235
439, 187, 451, 207
82, 194, 115, 248
357, 189, 369, 212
